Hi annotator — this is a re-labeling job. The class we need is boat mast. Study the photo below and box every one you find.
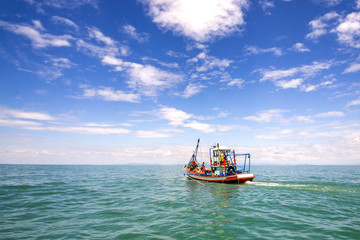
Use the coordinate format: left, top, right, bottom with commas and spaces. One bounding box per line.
189, 138, 200, 168
194, 138, 200, 160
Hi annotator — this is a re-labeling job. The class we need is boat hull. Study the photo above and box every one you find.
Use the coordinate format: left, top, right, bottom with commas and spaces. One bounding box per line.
186, 170, 254, 184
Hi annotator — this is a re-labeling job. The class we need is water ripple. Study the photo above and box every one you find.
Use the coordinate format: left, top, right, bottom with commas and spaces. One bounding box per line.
0, 165, 359, 239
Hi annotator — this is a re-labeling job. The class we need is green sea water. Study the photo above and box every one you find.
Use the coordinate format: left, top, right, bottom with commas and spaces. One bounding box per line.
0, 165, 359, 239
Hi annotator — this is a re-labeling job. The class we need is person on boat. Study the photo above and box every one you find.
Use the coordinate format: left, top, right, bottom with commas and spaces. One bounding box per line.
220, 151, 225, 162
200, 162, 205, 173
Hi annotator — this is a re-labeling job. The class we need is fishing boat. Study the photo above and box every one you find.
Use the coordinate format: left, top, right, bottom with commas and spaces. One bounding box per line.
185, 139, 255, 184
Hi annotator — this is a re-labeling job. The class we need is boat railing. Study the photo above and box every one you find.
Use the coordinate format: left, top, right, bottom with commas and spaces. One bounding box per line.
235, 153, 251, 173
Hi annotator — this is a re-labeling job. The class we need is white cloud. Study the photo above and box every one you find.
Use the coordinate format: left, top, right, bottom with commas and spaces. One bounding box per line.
259, 61, 334, 91
183, 120, 214, 133
244, 109, 345, 124
307, 11, 360, 49
346, 97, 360, 107
0, 119, 43, 128
76, 39, 129, 58
143, 0, 248, 42
141, 57, 179, 68
244, 46, 283, 56
51, 16, 79, 30
76, 28, 129, 58
136, 129, 182, 138
25, 0, 98, 11
289, 43, 310, 52
315, 111, 345, 117
187, 52, 232, 72
158, 107, 193, 126
126, 63, 183, 97
335, 12, 360, 48
166, 50, 188, 58
122, 25, 149, 43
261, 61, 332, 81
101, 56, 183, 97
0, 106, 56, 121
136, 130, 170, 138
0, 20, 73, 48
25, 126, 130, 135
225, 78, 245, 88
183, 83, 206, 98
79, 86, 140, 103
89, 27, 115, 46
275, 78, 303, 89
306, 11, 339, 40
0, 106, 130, 136
33, 56, 75, 81
259, 0, 275, 13
102, 55, 123, 66
32, 20, 45, 31
49, 57, 74, 69
300, 80, 333, 92
157, 106, 232, 133
343, 62, 360, 73
312, 0, 342, 7
243, 109, 288, 123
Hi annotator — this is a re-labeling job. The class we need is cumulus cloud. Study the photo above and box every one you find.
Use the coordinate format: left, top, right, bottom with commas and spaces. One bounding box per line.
25, 126, 130, 135
143, 0, 248, 42
300, 80, 333, 92
136, 129, 182, 138
0, 20, 73, 48
244, 109, 345, 124
76, 28, 129, 58
78, 85, 140, 103
183, 83, 206, 98
158, 107, 193, 126
183, 120, 214, 133
37, 57, 75, 81
274, 78, 303, 89
289, 43, 310, 52
51, 16, 79, 30
259, 0, 275, 13
243, 109, 288, 123
335, 12, 360, 48
157, 106, 232, 133
306, 11, 339, 40
315, 111, 345, 117
307, 11, 360, 49
89, 27, 115, 46
126, 63, 183, 97
122, 24, 149, 43
312, 0, 342, 7
166, 50, 188, 58
187, 52, 232, 72
244, 45, 283, 56
343, 62, 360, 73
101, 55, 183, 97
225, 78, 245, 88
0, 105, 130, 135
346, 97, 360, 107
259, 60, 334, 91
25, 0, 98, 12
0, 106, 56, 121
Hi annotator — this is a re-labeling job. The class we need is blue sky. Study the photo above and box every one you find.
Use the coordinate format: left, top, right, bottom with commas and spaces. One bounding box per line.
0, 0, 359, 165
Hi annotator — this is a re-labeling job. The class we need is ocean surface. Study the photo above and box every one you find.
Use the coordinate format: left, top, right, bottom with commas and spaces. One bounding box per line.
0, 164, 359, 239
